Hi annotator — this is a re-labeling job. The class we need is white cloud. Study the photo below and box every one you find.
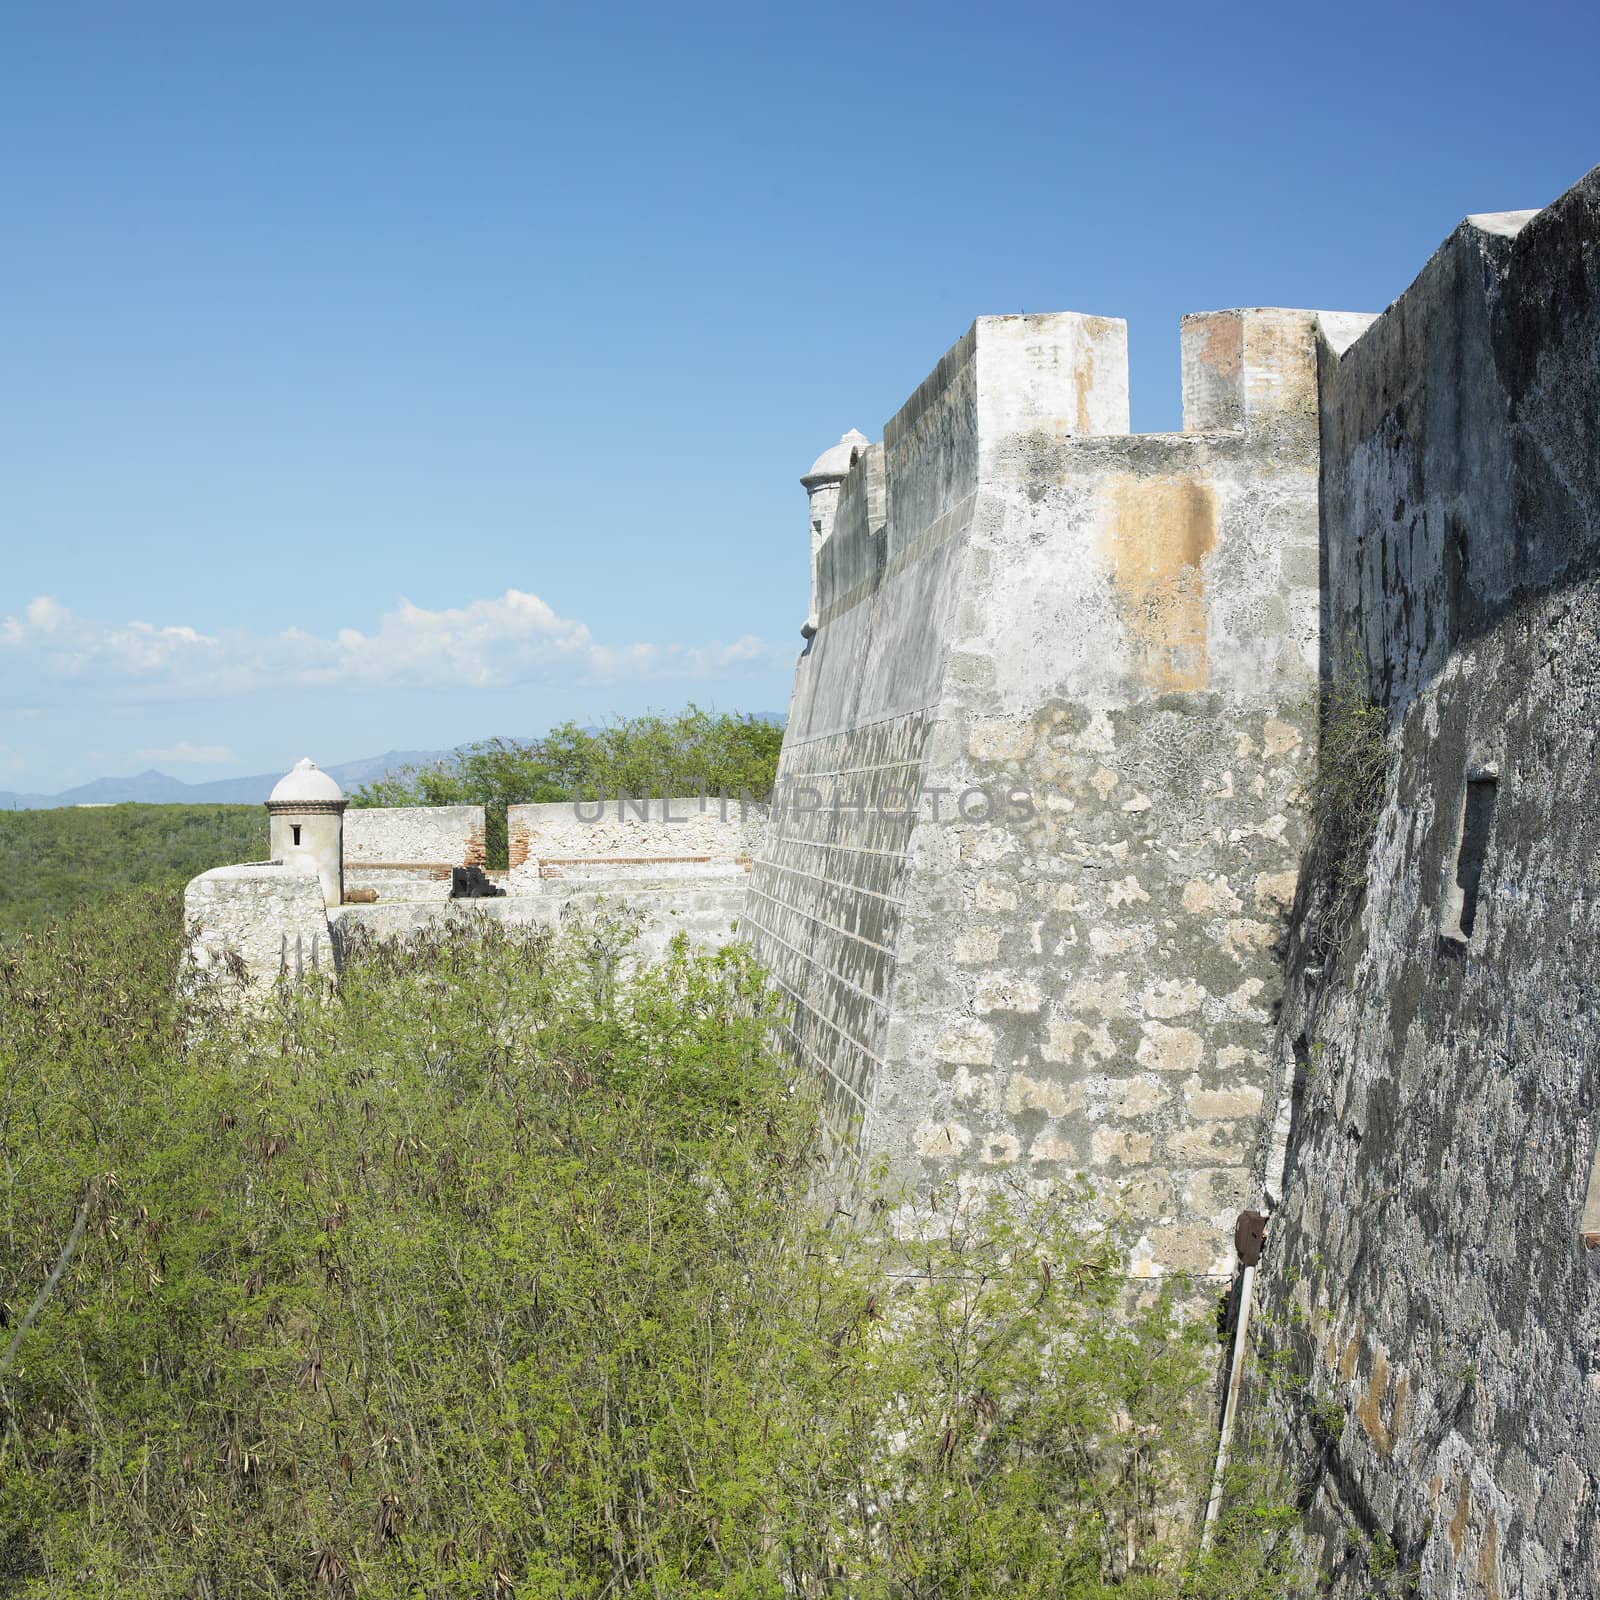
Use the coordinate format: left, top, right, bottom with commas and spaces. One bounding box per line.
134, 742, 238, 766
0, 590, 781, 705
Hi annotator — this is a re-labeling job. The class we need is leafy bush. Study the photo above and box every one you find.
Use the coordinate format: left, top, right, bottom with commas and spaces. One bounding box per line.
1, 894, 1303, 1597
350, 706, 784, 867
0, 805, 266, 938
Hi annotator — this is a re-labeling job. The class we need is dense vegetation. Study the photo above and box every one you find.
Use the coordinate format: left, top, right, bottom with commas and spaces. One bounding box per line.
1, 891, 1303, 1597
352, 707, 785, 867
0, 805, 266, 938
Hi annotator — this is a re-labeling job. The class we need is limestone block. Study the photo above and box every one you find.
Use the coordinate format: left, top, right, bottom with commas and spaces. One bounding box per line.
1091, 1128, 1154, 1166
1150, 1222, 1232, 1277
1029, 1128, 1083, 1163
1181, 1075, 1265, 1120
973, 974, 1043, 1014
1141, 977, 1207, 1018
1042, 1017, 1115, 1066
954, 926, 1002, 964
976, 878, 1019, 912
1252, 869, 1299, 914
1136, 1023, 1204, 1073
915, 1120, 974, 1159
935, 1025, 996, 1066
1183, 1167, 1253, 1218
1005, 1072, 1084, 1118
1182, 877, 1243, 916
1104, 1076, 1170, 1118
981, 1132, 1023, 1164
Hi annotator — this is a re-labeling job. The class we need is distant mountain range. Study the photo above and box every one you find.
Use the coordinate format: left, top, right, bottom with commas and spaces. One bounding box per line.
0, 749, 457, 811
0, 714, 787, 811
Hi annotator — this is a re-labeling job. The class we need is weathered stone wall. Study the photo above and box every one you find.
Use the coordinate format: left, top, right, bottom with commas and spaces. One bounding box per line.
744, 322, 989, 1142
505, 798, 765, 883
890, 312, 1338, 1279
747, 309, 1356, 1275
1253, 167, 1600, 1598
186, 797, 756, 997
183, 863, 333, 992
332, 874, 748, 966
343, 805, 486, 900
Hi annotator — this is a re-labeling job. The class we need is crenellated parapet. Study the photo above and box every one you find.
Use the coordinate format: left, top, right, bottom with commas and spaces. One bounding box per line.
751, 303, 1372, 1270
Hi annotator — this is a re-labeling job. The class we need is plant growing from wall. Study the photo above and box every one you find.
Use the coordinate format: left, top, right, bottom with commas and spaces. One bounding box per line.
1303, 645, 1390, 951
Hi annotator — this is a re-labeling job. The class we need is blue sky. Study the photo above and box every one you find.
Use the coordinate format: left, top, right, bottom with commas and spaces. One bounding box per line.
3, 1, 1597, 793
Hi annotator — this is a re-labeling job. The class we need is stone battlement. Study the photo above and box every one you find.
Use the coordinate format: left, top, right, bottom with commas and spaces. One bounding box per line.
752, 162, 1600, 1599
749, 302, 1363, 1279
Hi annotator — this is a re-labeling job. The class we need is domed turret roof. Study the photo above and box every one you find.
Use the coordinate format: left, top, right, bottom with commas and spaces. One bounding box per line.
268, 757, 344, 806
802, 428, 871, 487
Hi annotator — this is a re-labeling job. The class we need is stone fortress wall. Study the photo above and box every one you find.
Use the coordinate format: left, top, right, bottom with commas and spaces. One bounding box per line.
184, 862, 333, 989
748, 162, 1600, 1596
1244, 168, 1600, 1600
505, 797, 766, 883
744, 306, 1373, 1284
343, 805, 487, 900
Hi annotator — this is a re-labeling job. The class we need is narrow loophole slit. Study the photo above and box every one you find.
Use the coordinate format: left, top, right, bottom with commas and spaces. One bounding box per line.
1443, 773, 1497, 943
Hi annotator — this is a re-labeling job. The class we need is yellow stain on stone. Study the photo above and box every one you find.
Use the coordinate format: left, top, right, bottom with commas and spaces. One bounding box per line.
1356, 1348, 1400, 1458
1073, 315, 1122, 435
1100, 474, 1218, 693
1196, 312, 1244, 383
1447, 1476, 1473, 1561
1339, 1332, 1362, 1383
1476, 1516, 1500, 1600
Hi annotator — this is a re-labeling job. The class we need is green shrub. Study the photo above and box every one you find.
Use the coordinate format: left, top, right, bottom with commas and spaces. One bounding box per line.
1, 894, 1304, 1597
